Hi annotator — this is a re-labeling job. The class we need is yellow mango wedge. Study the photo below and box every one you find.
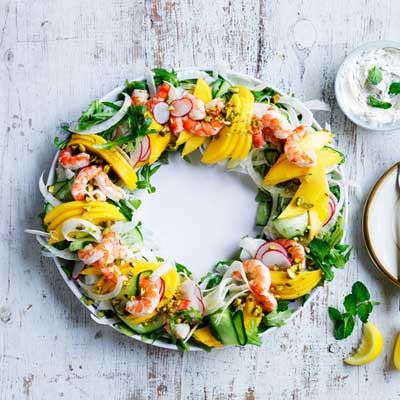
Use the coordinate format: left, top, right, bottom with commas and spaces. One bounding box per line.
344, 322, 384, 366
201, 93, 242, 164
278, 164, 329, 224
68, 134, 137, 190
229, 86, 254, 162
393, 332, 400, 369
178, 78, 213, 156
270, 269, 322, 300
193, 326, 223, 348
264, 146, 342, 186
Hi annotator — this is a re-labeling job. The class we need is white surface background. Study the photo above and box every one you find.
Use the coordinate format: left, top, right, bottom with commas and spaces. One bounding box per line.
1, 1, 400, 399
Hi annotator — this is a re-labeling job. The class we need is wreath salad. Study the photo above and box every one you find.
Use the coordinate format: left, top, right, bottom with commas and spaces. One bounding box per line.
28, 67, 350, 351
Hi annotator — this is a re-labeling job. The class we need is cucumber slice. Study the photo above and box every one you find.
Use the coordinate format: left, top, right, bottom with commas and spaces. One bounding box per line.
111, 269, 152, 314
119, 314, 165, 334
120, 227, 143, 252
256, 202, 270, 226
53, 180, 73, 202
214, 80, 231, 98
209, 308, 240, 346
232, 310, 247, 345
273, 213, 308, 239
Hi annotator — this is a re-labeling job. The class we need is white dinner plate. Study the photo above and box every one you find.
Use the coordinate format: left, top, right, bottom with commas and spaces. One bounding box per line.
363, 163, 400, 287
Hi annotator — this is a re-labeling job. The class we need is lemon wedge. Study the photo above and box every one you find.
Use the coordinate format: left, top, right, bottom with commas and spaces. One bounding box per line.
393, 332, 400, 369
344, 322, 384, 366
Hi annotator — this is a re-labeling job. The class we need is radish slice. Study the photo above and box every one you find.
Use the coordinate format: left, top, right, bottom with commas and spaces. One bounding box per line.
324, 196, 337, 227
261, 250, 292, 269
139, 135, 151, 161
255, 241, 288, 259
128, 142, 142, 167
153, 102, 170, 124
170, 98, 192, 117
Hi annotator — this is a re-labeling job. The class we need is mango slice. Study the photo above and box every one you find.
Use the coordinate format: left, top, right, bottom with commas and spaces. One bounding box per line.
68, 134, 137, 190
193, 326, 223, 348
270, 269, 322, 300
264, 146, 342, 186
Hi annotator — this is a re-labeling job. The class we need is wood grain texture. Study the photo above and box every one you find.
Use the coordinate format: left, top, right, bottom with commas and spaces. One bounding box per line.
1, 1, 400, 399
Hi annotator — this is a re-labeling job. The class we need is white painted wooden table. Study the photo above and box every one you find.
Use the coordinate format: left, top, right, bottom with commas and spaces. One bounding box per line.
1, 1, 400, 399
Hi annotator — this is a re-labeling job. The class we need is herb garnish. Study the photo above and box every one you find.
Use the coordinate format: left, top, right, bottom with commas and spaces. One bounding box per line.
136, 164, 161, 193
307, 217, 351, 281
328, 281, 379, 340
389, 82, 400, 95
94, 105, 152, 149
152, 68, 179, 87
367, 66, 383, 85
367, 95, 392, 109
75, 100, 118, 131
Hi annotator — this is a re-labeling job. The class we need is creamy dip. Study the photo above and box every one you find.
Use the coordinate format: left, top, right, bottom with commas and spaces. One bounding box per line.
337, 47, 400, 128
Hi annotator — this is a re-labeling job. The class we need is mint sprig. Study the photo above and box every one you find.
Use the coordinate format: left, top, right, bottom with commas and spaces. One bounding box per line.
328, 281, 379, 340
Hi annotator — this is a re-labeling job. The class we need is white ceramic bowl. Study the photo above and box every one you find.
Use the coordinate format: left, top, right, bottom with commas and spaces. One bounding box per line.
46, 68, 348, 350
335, 40, 400, 131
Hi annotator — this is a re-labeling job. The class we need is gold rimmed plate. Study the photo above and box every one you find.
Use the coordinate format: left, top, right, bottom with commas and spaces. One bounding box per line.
363, 163, 400, 288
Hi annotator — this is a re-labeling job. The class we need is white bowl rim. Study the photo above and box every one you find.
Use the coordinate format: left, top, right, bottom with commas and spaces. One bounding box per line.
335, 40, 400, 131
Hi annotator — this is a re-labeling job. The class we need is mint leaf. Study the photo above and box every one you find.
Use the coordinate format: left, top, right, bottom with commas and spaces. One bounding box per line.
309, 238, 330, 260
328, 307, 342, 322
343, 294, 357, 316
389, 82, 400, 95
352, 281, 370, 303
367, 96, 392, 109
357, 301, 373, 323
367, 66, 383, 85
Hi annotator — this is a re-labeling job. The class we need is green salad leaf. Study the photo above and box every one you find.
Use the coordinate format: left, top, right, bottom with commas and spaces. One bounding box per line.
367, 95, 392, 109
75, 100, 119, 131
367, 66, 383, 85
152, 68, 179, 86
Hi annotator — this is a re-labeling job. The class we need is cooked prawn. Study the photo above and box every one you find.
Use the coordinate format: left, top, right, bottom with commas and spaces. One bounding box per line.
186, 94, 206, 120
284, 125, 316, 167
125, 276, 162, 318
261, 108, 292, 140
71, 165, 126, 202
182, 116, 225, 137
251, 116, 266, 148
233, 259, 277, 312
131, 89, 149, 106
147, 82, 170, 112
78, 232, 121, 269
274, 239, 306, 270
72, 165, 102, 201
58, 147, 90, 170
169, 116, 185, 135
95, 170, 126, 202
